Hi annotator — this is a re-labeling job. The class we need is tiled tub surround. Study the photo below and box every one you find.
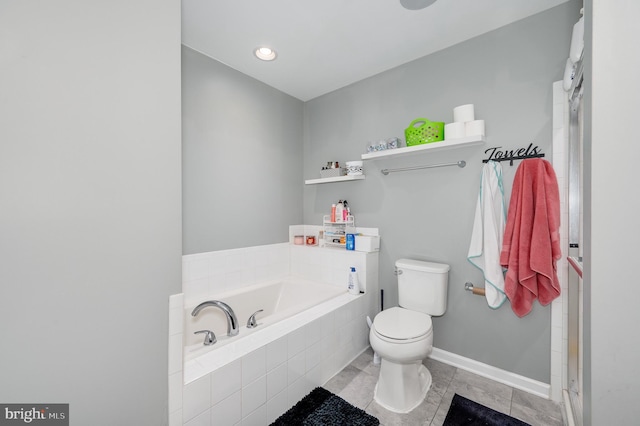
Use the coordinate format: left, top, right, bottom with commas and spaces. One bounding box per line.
180, 240, 380, 425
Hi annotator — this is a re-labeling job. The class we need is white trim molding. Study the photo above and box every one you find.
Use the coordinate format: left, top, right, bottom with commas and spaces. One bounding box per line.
431, 347, 551, 399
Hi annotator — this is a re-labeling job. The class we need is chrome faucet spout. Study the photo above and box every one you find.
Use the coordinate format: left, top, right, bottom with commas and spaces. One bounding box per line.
191, 300, 239, 337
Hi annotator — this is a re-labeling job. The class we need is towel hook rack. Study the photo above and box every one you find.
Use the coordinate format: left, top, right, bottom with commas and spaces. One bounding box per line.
381, 160, 466, 175
482, 144, 545, 166
482, 154, 545, 166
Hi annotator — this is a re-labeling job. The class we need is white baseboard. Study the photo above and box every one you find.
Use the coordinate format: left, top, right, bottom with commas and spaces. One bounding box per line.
430, 347, 551, 399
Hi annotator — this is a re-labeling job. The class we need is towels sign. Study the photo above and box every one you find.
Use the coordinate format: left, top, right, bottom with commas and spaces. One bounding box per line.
482, 143, 545, 165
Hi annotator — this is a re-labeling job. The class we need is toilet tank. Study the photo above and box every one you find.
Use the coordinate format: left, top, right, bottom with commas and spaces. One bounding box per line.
396, 259, 450, 316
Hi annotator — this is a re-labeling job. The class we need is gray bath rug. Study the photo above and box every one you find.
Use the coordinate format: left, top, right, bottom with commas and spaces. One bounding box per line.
270, 387, 379, 426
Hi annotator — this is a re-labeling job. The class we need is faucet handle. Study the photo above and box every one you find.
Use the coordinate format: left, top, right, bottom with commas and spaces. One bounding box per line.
194, 330, 216, 346
246, 310, 264, 329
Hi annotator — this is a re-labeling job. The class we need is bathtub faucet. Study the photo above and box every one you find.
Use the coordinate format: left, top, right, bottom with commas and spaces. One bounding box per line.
191, 300, 239, 337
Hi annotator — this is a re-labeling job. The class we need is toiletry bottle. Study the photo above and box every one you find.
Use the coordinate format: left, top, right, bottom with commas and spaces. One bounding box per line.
336, 200, 344, 222
342, 200, 349, 221
346, 234, 355, 250
331, 204, 336, 222
348, 267, 360, 295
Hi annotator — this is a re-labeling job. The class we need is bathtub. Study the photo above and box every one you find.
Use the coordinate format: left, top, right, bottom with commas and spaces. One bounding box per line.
180, 272, 378, 426
182, 276, 370, 381
184, 278, 346, 360
177, 243, 380, 424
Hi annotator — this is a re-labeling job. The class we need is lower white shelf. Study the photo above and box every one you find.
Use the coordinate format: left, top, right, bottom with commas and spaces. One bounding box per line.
305, 175, 365, 185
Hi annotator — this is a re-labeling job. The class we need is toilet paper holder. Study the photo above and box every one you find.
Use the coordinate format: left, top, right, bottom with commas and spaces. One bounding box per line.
464, 282, 486, 296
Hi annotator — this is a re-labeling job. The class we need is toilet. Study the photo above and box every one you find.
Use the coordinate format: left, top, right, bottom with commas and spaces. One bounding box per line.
369, 258, 450, 413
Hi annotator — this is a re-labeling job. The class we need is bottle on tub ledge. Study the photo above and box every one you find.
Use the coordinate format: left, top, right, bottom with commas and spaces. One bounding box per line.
336, 200, 344, 222
329, 199, 352, 223
348, 267, 361, 295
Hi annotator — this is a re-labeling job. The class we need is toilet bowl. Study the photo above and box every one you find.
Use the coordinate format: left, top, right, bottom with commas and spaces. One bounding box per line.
369, 306, 433, 413
368, 259, 449, 413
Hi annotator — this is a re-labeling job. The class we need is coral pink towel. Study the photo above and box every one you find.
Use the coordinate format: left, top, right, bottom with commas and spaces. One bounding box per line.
500, 159, 561, 317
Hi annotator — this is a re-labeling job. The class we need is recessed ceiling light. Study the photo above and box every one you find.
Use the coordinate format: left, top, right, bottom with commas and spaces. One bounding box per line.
254, 46, 277, 61
400, 0, 437, 10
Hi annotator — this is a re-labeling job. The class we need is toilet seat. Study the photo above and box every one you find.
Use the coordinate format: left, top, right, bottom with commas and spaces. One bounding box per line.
373, 307, 432, 343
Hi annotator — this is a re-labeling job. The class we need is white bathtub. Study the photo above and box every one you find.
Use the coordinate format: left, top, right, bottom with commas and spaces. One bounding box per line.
177, 244, 380, 424
184, 278, 347, 364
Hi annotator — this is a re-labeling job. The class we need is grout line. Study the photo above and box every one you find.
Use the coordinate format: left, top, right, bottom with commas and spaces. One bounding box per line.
509, 392, 514, 416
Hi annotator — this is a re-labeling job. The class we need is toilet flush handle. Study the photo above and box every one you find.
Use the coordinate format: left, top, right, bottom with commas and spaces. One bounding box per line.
394, 269, 403, 275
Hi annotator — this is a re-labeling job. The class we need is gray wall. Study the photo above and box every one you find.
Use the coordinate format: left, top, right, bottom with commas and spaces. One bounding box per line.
0, 1, 181, 425
303, 2, 581, 382
182, 46, 304, 255
583, 1, 640, 424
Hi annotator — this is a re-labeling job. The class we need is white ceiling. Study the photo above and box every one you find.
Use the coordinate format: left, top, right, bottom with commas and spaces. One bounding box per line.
182, 0, 570, 101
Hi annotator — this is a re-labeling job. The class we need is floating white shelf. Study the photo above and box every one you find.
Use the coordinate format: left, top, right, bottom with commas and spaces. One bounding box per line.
304, 174, 366, 185
361, 135, 485, 160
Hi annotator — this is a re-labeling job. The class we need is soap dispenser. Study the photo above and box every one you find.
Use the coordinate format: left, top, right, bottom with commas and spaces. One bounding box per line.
348, 267, 360, 295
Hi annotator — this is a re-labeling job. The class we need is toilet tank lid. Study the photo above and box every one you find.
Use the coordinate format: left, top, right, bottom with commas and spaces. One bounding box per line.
396, 259, 450, 273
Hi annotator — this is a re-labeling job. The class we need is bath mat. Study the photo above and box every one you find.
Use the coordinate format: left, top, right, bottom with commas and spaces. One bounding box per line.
270, 387, 379, 426
444, 394, 530, 426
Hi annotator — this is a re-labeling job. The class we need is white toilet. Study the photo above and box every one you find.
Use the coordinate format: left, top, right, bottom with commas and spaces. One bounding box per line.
369, 258, 450, 413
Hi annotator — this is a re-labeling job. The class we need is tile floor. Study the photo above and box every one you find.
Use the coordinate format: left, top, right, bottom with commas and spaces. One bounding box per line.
324, 348, 565, 426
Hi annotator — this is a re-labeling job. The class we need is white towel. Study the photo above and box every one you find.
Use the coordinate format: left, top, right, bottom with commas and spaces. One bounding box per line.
467, 161, 507, 308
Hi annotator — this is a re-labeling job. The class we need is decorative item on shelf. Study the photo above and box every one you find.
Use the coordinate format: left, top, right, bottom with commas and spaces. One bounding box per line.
345, 161, 363, 176
319, 168, 346, 178
294, 235, 304, 245
405, 118, 445, 146
319, 161, 346, 178
305, 235, 316, 245
365, 137, 403, 153
386, 137, 401, 149
482, 143, 544, 166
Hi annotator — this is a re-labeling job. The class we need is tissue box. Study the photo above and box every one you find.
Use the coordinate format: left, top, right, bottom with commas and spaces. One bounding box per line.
320, 168, 346, 178
354, 235, 380, 252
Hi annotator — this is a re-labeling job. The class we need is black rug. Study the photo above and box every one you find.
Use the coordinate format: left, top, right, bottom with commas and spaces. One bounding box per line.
444, 394, 531, 426
270, 387, 379, 426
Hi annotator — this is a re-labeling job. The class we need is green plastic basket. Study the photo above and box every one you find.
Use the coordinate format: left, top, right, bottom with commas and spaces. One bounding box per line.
404, 118, 445, 146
